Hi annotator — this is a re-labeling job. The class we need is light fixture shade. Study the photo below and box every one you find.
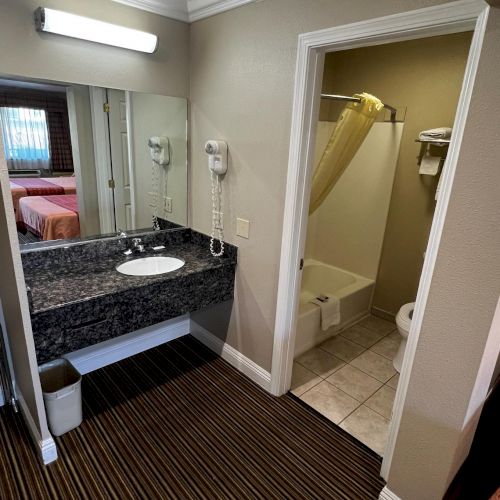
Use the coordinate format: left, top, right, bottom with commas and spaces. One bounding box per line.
34, 7, 158, 54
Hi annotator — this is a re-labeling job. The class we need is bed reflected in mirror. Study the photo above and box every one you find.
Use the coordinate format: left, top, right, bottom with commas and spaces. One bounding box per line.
0, 77, 188, 247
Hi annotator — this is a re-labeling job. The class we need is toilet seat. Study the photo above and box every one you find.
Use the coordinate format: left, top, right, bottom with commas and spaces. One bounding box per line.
396, 302, 415, 335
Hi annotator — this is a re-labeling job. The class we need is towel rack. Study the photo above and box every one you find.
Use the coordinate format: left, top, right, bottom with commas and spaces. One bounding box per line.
321, 93, 398, 123
415, 138, 450, 146
415, 138, 450, 166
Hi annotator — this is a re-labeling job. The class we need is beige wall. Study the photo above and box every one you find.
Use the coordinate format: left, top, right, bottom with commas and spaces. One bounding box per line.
320, 33, 472, 316
0, 3, 496, 495
306, 122, 404, 280
129, 93, 188, 228
388, 8, 500, 498
189, 0, 460, 371
190, 3, 500, 496
0, 0, 189, 98
0, 133, 50, 441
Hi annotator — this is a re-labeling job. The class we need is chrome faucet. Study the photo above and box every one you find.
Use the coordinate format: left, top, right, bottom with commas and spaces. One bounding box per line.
117, 229, 127, 239
123, 237, 145, 256
132, 238, 145, 253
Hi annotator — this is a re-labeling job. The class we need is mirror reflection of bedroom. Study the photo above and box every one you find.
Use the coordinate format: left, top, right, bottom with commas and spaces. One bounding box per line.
0, 78, 188, 245
2, 80, 77, 243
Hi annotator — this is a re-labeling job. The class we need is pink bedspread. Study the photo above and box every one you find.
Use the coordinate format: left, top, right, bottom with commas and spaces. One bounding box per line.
18, 194, 80, 241
11, 178, 65, 196
45, 177, 77, 191
41, 194, 78, 213
10, 177, 77, 222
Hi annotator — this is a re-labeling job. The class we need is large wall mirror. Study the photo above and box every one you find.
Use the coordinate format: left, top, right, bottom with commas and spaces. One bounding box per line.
0, 77, 187, 247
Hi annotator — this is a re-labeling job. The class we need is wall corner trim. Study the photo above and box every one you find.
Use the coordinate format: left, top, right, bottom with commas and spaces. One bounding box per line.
190, 320, 271, 391
379, 486, 402, 500
17, 389, 57, 465
188, 0, 256, 22
112, 0, 256, 23
112, 0, 190, 22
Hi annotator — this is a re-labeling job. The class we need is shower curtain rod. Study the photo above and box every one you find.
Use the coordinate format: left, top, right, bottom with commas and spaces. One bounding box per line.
320, 94, 397, 123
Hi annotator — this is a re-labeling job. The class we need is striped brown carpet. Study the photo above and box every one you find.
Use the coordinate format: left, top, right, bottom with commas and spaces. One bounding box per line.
0, 335, 384, 499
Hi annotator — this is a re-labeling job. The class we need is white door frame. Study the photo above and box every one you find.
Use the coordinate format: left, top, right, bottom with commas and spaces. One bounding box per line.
125, 91, 137, 230
89, 87, 116, 234
270, 0, 489, 480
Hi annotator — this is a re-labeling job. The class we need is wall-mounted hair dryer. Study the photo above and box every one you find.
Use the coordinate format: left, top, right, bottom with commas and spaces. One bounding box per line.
148, 136, 170, 166
205, 140, 227, 175
205, 140, 228, 257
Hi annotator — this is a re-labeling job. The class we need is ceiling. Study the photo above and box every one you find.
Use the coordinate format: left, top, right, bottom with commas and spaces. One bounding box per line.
112, 0, 256, 22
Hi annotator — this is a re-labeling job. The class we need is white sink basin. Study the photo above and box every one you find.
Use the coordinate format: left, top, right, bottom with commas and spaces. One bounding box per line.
116, 256, 185, 276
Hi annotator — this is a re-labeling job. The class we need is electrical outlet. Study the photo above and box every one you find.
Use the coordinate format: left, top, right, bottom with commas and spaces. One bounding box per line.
164, 197, 172, 213
236, 218, 250, 239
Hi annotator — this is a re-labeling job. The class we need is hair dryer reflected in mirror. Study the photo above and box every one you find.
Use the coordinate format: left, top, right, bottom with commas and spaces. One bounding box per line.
149, 136, 170, 231
148, 136, 170, 167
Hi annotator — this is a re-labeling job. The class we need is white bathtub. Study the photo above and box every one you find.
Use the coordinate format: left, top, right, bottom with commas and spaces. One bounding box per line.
294, 259, 375, 357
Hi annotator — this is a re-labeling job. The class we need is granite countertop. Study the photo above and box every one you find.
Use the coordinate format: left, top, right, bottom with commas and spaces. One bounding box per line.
23, 230, 237, 314
22, 228, 237, 364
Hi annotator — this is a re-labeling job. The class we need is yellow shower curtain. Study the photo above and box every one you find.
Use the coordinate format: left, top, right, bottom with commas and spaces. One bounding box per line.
309, 92, 384, 215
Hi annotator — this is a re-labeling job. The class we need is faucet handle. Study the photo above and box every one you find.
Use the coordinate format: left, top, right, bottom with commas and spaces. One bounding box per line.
132, 238, 145, 253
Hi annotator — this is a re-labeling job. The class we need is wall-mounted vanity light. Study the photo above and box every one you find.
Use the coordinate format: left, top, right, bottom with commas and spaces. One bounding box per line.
34, 7, 158, 54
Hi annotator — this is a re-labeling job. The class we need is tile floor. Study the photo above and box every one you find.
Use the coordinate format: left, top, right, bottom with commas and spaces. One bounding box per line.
291, 315, 400, 456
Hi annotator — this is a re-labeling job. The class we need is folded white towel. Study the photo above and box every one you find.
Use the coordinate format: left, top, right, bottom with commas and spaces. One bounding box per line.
419, 127, 452, 141
310, 294, 341, 331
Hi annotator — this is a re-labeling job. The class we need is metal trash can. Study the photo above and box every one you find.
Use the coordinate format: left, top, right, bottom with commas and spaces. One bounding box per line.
38, 359, 82, 436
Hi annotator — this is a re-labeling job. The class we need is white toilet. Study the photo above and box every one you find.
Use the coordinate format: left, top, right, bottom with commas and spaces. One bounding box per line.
394, 302, 415, 373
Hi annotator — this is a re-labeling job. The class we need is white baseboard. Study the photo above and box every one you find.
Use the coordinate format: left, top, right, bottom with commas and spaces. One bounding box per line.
379, 486, 402, 500
190, 320, 271, 392
65, 315, 190, 374
16, 389, 57, 465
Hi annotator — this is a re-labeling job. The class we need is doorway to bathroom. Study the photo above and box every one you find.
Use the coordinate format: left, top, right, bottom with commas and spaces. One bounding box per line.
289, 32, 472, 457
270, 0, 488, 481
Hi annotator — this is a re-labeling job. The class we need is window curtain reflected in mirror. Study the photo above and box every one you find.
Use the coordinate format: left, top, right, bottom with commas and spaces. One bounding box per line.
0, 106, 51, 170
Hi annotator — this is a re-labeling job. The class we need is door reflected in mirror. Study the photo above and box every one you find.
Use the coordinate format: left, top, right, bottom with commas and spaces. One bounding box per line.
0, 78, 187, 247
